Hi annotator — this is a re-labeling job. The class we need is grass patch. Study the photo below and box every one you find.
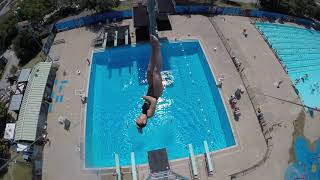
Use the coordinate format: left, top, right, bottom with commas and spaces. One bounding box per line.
21, 51, 44, 68
1, 152, 32, 180
112, 0, 132, 11
3, 162, 32, 180
112, 4, 131, 11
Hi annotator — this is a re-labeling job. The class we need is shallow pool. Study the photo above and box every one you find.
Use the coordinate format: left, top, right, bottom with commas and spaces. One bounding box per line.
85, 40, 235, 168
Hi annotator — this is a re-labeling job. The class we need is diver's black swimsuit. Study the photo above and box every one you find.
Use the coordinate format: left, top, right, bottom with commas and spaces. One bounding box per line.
138, 86, 158, 128
146, 86, 158, 99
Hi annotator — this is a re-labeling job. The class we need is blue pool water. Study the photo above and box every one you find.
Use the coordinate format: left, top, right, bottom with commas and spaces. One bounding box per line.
256, 23, 320, 108
85, 40, 235, 168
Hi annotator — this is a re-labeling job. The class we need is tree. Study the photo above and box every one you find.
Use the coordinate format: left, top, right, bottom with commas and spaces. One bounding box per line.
13, 30, 41, 65
0, 13, 18, 51
9, 65, 18, 75
79, 0, 120, 12
0, 139, 10, 175
18, 0, 55, 23
259, 0, 280, 10
259, 0, 318, 19
56, 0, 80, 8
0, 101, 7, 121
313, 6, 320, 20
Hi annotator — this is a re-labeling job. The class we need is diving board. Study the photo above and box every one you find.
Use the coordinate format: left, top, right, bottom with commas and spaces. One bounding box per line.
131, 152, 138, 180
115, 154, 122, 180
189, 144, 199, 179
204, 140, 214, 176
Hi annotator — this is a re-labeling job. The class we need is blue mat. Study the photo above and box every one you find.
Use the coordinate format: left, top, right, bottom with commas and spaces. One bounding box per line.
285, 136, 320, 180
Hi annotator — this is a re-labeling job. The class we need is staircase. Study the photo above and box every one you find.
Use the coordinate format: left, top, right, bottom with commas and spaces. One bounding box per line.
147, 170, 189, 180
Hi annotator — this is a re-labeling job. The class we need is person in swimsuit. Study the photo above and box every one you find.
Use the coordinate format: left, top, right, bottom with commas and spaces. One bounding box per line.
136, 35, 164, 132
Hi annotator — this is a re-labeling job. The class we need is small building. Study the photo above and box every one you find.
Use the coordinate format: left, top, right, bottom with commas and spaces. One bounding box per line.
8, 94, 23, 112
4, 123, 15, 140
17, 68, 31, 83
13, 68, 32, 95
14, 62, 57, 142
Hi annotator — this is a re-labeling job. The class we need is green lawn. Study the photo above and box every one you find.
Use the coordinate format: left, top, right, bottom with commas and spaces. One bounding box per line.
112, 0, 132, 11
1, 152, 32, 180
112, 4, 131, 11
3, 162, 32, 180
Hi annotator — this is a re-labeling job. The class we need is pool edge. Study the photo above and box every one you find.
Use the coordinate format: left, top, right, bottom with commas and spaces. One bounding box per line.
80, 40, 240, 173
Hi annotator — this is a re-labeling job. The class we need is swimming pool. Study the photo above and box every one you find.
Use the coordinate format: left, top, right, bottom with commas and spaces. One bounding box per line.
85, 40, 235, 168
256, 23, 320, 108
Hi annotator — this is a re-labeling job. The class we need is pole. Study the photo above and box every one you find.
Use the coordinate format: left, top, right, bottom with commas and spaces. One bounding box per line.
147, 0, 157, 36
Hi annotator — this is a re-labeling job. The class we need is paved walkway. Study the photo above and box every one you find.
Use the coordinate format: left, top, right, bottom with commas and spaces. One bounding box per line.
42, 28, 97, 180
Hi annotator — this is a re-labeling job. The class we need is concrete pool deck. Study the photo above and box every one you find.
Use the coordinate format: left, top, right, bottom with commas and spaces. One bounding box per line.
213, 15, 320, 179
40, 15, 320, 180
